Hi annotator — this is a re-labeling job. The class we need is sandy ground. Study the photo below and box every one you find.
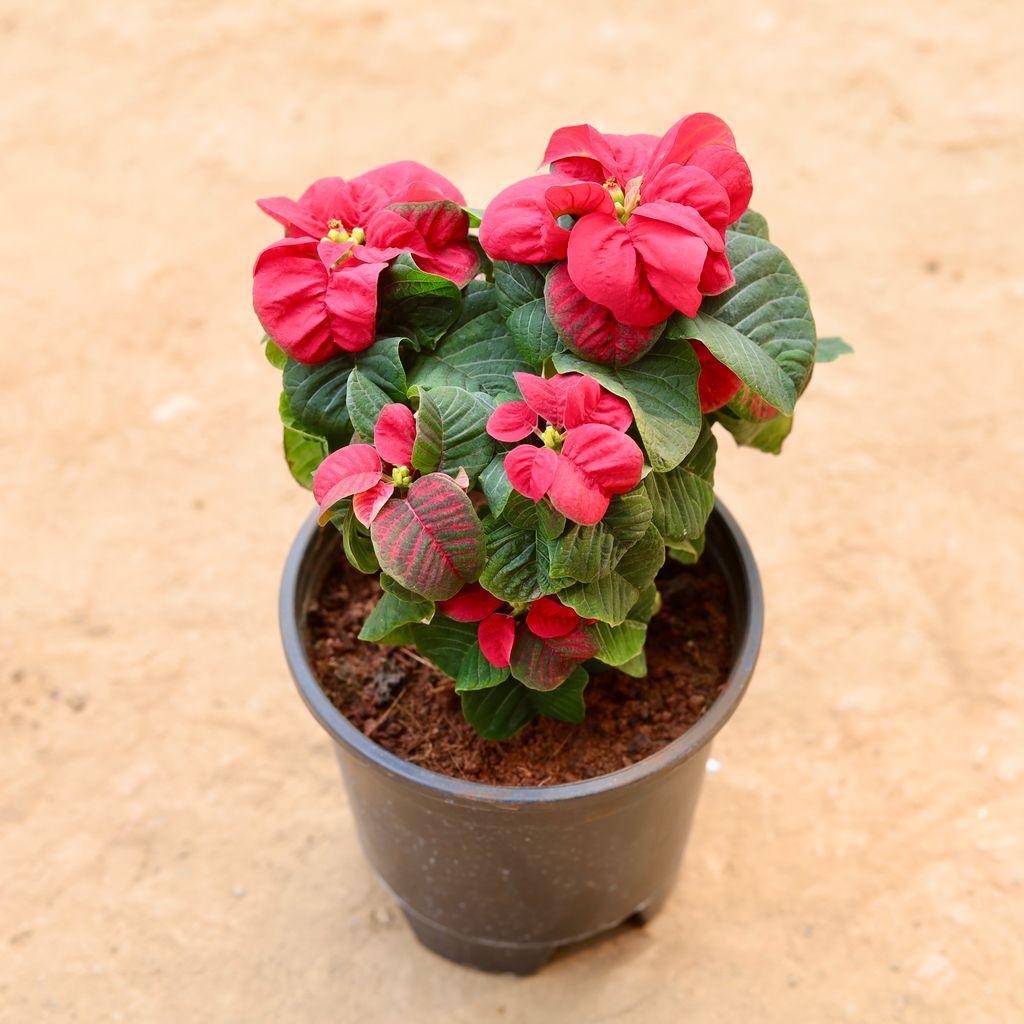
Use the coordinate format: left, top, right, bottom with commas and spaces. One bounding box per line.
2, 1, 1022, 1020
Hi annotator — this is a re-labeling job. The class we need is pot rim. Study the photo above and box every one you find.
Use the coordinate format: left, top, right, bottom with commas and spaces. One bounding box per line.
281, 498, 763, 805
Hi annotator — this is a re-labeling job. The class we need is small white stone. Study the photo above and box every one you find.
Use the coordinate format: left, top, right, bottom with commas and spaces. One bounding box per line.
706, 758, 721, 774
152, 394, 198, 423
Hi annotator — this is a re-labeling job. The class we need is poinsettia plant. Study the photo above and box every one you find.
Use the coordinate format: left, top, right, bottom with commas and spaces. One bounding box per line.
255, 115, 849, 739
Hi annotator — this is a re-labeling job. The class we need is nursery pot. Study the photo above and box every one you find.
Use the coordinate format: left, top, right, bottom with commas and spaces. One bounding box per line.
281, 499, 763, 974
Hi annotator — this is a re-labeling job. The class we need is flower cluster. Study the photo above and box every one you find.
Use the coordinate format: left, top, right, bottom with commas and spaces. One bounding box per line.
255, 114, 843, 738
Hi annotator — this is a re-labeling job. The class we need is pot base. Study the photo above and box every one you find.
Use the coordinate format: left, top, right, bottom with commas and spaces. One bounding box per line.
397, 888, 671, 975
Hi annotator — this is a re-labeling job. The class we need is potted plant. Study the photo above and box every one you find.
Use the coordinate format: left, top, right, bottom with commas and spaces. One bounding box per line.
256, 114, 849, 973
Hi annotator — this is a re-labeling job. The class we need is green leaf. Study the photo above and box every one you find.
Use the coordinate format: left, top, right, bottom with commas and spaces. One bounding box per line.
408, 309, 533, 398
816, 336, 853, 362
455, 644, 512, 692
529, 666, 589, 723
359, 592, 434, 643
370, 473, 485, 600
617, 651, 648, 677
553, 338, 702, 472
479, 455, 513, 516
508, 298, 559, 366
342, 510, 380, 574
453, 280, 499, 329
380, 574, 421, 602
493, 260, 546, 314
264, 335, 288, 369
278, 391, 328, 490
411, 386, 495, 486
699, 232, 817, 403
716, 408, 794, 454
462, 206, 483, 228
559, 571, 639, 626
536, 503, 566, 541
603, 488, 655, 547
666, 311, 796, 414
460, 678, 535, 740
629, 582, 660, 623
615, 525, 666, 588
283, 354, 353, 444
478, 518, 564, 604
344, 336, 407, 439
591, 619, 647, 667
729, 208, 770, 239
509, 627, 599, 691
500, 492, 540, 531
376, 255, 462, 350
668, 533, 706, 564
547, 523, 616, 584
410, 617, 475, 676
643, 420, 716, 544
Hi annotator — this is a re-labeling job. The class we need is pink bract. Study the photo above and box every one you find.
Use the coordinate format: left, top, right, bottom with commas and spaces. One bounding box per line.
487, 373, 643, 526
479, 114, 751, 326
254, 162, 478, 363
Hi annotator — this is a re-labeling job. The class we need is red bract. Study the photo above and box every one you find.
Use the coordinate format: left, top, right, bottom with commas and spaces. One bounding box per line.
438, 587, 597, 677
487, 372, 642, 526
691, 340, 743, 412
479, 114, 751, 327
253, 162, 478, 363
312, 404, 418, 526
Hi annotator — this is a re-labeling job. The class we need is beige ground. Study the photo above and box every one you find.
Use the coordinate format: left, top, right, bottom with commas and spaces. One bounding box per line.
2, 1, 1023, 1020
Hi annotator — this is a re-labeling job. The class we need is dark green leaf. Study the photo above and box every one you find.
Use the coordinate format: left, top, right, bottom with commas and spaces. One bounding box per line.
493, 261, 546, 313
716, 409, 794, 454
411, 386, 495, 485
478, 518, 565, 604
461, 678, 536, 740
553, 338, 702, 472
479, 455, 514, 516
359, 592, 434, 643
283, 354, 353, 444
700, 232, 817, 402
278, 391, 328, 490
380, 573, 421, 602
591, 619, 647, 666
376, 255, 462, 350
345, 337, 407, 439
529, 666, 589, 723
728, 208, 770, 240
342, 510, 380, 574
643, 420, 717, 544
411, 616, 475, 676
559, 571, 639, 626
508, 298, 559, 366
408, 309, 533, 398
455, 643, 511, 692
815, 336, 853, 362
668, 533, 706, 564
615, 525, 666, 588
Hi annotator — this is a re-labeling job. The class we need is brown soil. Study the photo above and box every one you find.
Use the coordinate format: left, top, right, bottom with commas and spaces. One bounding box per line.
307, 554, 734, 786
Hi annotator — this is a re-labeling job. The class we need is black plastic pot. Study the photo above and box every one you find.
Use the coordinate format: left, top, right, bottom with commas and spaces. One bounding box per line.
281, 500, 763, 974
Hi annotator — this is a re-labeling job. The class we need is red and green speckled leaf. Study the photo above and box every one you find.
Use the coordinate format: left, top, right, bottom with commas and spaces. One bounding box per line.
370, 472, 486, 601
509, 624, 599, 691
545, 263, 665, 367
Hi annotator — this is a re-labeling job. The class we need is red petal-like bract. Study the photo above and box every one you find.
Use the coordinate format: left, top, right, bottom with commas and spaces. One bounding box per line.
561, 373, 634, 432
510, 625, 599, 691
525, 596, 582, 639
478, 175, 572, 264
252, 238, 335, 363
374, 404, 417, 467
545, 263, 664, 367
312, 444, 383, 521
486, 401, 538, 442
503, 444, 559, 501
369, 473, 485, 601
691, 340, 743, 413
352, 480, 395, 526
438, 584, 504, 623
548, 424, 644, 525
478, 613, 516, 668
351, 160, 467, 206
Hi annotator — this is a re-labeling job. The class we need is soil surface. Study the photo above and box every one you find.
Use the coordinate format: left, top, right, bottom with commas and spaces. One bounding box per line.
308, 556, 733, 785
